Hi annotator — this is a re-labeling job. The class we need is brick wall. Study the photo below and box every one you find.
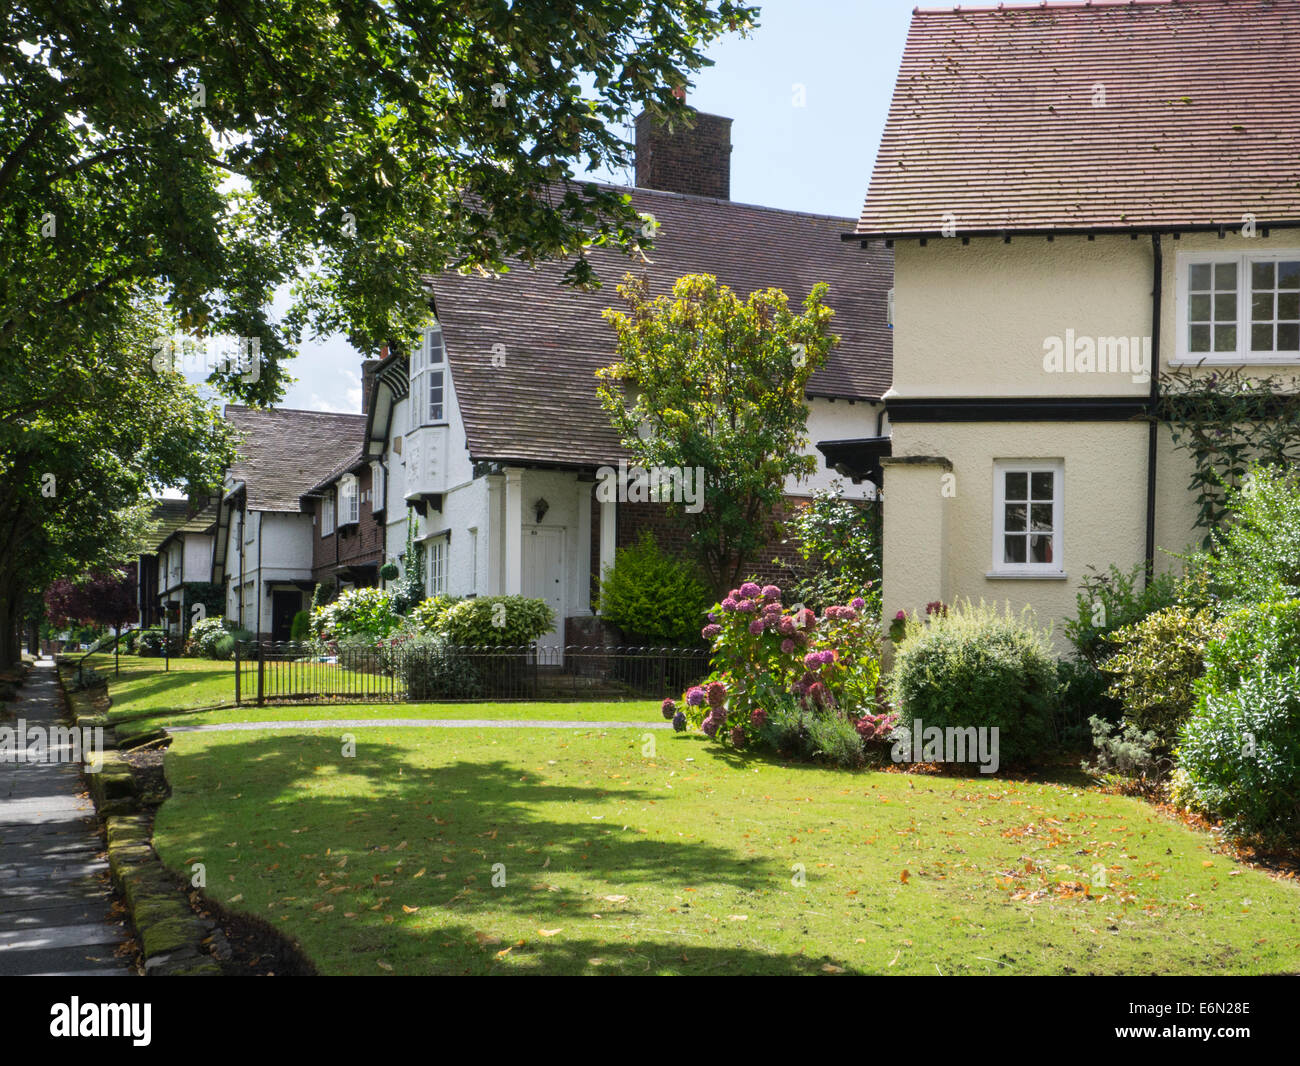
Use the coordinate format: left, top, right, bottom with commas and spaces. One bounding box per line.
634, 109, 732, 200
310, 464, 385, 584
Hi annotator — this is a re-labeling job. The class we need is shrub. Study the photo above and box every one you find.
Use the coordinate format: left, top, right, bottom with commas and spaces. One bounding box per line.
1055, 657, 1115, 748
596, 532, 711, 644
1082, 715, 1168, 787
781, 481, 882, 614
1189, 464, 1300, 604
1065, 562, 1181, 667
389, 633, 484, 700
1180, 665, 1300, 845
1199, 600, 1300, 694
186, 616, 236, 660
667, 581, 882, 761
311, 587, 400, 641
1100, 605, 1225, 752
408, 595, 462, 634
289, 610, 312, 642
888, 601, 1057, 767
440, 596, 553, 646
136, 628, 172, 657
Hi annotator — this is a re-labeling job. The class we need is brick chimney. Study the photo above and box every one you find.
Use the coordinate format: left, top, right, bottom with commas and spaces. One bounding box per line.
361, 358, 382, 415
634, 108, 732, 200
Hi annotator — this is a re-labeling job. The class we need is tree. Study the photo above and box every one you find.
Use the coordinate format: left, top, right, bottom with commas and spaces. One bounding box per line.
598, 273, 837, 592
45, 564, 139, 671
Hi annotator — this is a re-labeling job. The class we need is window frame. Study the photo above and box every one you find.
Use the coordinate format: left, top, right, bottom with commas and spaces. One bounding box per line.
990, 459, 1065, 578
427, 534, 447, 597
1175, 250, 1300, 365
410, 324, 448, 427
338, 474, 360, 526
321, 493, 335, 537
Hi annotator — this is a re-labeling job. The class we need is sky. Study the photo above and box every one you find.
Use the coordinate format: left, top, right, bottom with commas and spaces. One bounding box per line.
275, 0, 922, 413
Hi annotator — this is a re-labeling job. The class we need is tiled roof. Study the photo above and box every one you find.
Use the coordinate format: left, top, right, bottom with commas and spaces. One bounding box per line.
138, 498, 216, 552
431, 186, 893, 468
856, 0, 1300, 237
223, 406, 366, 512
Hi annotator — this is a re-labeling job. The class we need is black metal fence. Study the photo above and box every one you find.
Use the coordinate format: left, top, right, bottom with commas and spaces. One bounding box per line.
234, 641, 710, 706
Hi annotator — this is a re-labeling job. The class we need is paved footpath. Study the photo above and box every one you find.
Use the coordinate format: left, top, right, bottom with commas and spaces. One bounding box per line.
171, 718, 671, 732
0, 659, 133, 976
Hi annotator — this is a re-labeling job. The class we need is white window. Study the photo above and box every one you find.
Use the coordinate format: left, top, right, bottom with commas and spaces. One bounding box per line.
991, 460, 1064, 576
427, 536, 447, 596
410, 324, 447, 426
321, 494, 335, 536
339, 474, 359, 526
1177, 252, 1300, 363
370, 461, 386, 512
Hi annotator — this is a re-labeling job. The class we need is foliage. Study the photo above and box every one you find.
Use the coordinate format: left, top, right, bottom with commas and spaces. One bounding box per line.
135, 628, 175, 657
1055, 656, 1116, 749
185, 616, 251, 661
44, 566, 139, 629
390, 511, 426, 615
180, 582, 225, 634
1082, 715, 1168, 787
1185, 465, 1300, 605
311, 581, 337, 612
663, 581, 881, 763
1180, 664, 1300, 846
1200, 600, 1300, 695
598, 273, 837, 592
1100, 605, 1226, 752
1159, 367, 1300, 536
387, 633, 484, 701
408, 596, 463, 634
779, 482, 882, 614
888, 601, 1057, 767
289, 611, 312, 643
439, 597, 554, 647
379, 562, 400, 582
311, 587, 400, 642
596, 532, 711, 644
1065, 562, 1181, 668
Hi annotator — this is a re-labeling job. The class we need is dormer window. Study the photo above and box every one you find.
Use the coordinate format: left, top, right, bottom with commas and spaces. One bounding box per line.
411, 323, 447, 426
339, 474, 360, 526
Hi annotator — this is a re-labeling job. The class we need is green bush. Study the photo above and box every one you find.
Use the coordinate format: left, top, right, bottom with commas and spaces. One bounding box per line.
754, 693, 865, 768
136, 627, 173, 657
1200, 600, 1300, 695
1189, 465, 1300, 604
409, 595, 461, 634
1055, 657, 1114, 748
391, 633, 484, 700
311, 587, 400, 641
597, 532, 710, 644
1065, 562, 1181, 667
440, 596, 553, 646
888, 601, 1057, 767
1083, 715, 1167, 786
1100, 605, 1225, 751
289, 610, 312, 642
782, 482, 882, 615
1180, 665, 1300, 845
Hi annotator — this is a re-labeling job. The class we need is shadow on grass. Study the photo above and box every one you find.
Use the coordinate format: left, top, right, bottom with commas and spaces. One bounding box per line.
157, 732, 859, 975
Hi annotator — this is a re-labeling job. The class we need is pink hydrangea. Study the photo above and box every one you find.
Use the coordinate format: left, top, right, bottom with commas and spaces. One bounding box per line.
748, 619, 765, 636
685, 686, 707, 707
661, 698, 676, 720
730, 725, 746, 747
739, 582, 761, 598
806, 681, 834, 708
721, 597, 738, 613
761, 585, 783, 602
706, 681, 727, 707
735, 598, 758, 614
702, 623, 722, 640
851, 597, 866, 610
701, 715, 720, 738
780, 638, 796, 654
777, 615, 797, 636
750, 707, 768, 727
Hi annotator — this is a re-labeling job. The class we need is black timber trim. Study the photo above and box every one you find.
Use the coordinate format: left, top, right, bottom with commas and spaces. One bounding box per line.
886, 397, 1149, 423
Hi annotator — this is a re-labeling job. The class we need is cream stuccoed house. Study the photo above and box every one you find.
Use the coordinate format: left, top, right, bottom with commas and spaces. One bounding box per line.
362, 108, 894, 658
837, 0, 1300, 642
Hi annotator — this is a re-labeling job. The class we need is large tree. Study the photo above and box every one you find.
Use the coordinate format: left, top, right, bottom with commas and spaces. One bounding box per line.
598, 272, 837, 592
1, 1, 758, 663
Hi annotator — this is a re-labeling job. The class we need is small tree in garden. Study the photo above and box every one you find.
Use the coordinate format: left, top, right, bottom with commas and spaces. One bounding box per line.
597, 532, 711, 644
390, 510, 427, 614
44, 565, 139, 672
779, 481, 881, 613
598, 273, 837, 594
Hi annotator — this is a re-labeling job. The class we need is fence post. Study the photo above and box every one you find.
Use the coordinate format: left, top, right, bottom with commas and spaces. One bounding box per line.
234, 640, 241, 706
257, 641, 265, 706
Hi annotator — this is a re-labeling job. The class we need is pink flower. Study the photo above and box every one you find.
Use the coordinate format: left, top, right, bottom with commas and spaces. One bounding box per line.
777, 615, 797, 636
730, 725, 746, 747
735, 599, 758, 614
748, 619, 765, 635
706, 681, 727, 707
780, 638, 795, 654
851, 597, 866, 610
739, 582, 761, 598
702, 714, 721, 738
721, 597, 738, 613
761, 585, 783, 602
686, 686, 707, 707
661, 698, 676, 720
894, 610, 907, 620
702, 624, 722, 640
750, 707, 768, 727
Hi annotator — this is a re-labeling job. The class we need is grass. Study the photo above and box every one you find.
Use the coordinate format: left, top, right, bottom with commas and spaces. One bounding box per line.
153, 726, 1300, 976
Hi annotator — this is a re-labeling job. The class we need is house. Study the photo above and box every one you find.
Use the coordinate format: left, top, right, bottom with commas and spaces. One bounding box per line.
361, 107, 894, 655
211, 406, 366, 640
840, 0, 1300, 640
135, 497, 218, 634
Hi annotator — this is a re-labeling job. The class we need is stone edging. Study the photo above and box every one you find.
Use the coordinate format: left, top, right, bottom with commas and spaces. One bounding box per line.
57, 668, 223, 976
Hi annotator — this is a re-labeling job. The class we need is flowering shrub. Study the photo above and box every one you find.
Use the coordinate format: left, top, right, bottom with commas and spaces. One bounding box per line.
667, 581, 883, 762
310, 586, 400, 641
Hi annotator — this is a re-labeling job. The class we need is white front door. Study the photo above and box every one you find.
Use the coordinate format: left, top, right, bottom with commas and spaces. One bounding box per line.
523, 525, 565, 660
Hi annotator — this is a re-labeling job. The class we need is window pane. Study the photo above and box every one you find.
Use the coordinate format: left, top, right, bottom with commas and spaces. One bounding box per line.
1004, 472, 1027, 499
1279, 324, 1300, 352
1004, 535, 1026, 564
1189, 324, 1211, 352
1215, 262, 1237, 289
1213, 324, 1237, 351
1028, 534, 1053, 564
1030, 471, 1054, 500
1189, 293, 1211, 321
1279, 261, 1300, 289
1252, 292, 1274, 321
1279, 292, 1299, 320
1030, 503, 1053, 532
1251, 260, 1275, 289
1004, 503, 1027, 533
1251, 323, 1274, 352
1189, 263, 1211, 289
1213, 292, 1236, 320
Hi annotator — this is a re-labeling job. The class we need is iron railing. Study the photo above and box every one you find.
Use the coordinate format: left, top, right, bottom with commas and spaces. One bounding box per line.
233, 641, 710, 706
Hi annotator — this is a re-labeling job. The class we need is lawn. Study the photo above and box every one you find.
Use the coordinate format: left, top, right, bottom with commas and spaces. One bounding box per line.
153, 725, 1300, 976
